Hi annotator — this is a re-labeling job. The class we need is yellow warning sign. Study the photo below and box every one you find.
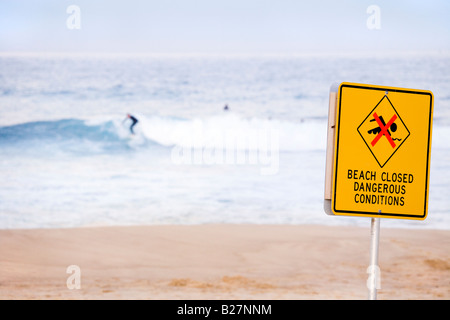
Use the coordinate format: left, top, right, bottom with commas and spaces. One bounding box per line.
331, 83, 433, 220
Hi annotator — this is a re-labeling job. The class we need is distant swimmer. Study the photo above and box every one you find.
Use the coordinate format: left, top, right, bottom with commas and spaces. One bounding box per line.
123, 114, 138, 135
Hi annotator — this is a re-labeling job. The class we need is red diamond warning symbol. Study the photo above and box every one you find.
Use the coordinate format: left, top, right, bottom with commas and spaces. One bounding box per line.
357, 95, 410, 168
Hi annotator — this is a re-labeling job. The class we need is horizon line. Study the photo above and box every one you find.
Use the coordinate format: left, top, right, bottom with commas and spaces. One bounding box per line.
1, 50, 449, 58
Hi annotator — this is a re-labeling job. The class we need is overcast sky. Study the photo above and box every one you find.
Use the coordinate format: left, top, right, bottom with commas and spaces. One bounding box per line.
1, 0, 449, 54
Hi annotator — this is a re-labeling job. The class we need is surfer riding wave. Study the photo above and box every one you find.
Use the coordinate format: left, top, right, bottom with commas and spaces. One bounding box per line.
123, 114, 138, 135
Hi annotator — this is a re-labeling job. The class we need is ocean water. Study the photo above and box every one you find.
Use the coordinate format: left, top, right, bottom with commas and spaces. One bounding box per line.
0, 53, 449, 229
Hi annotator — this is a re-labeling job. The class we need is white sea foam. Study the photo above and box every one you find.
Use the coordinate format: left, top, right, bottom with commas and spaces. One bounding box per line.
0, 54, 449, 229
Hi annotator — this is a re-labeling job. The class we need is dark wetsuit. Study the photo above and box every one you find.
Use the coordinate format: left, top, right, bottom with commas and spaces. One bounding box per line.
129, 115, 138, 134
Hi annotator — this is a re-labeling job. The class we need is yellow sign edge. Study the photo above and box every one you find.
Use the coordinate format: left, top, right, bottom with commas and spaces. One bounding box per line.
330, 82, 434, 220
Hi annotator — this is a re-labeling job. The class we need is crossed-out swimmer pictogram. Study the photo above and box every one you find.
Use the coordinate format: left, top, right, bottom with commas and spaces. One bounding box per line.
370, 113, 398, 148
357, 95, 410, 168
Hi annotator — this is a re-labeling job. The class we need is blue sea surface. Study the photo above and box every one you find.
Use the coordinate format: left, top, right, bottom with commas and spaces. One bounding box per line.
0, 53, 449, 229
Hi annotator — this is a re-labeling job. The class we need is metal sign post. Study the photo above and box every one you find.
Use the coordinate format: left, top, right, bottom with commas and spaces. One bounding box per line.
368, 216, 380, 300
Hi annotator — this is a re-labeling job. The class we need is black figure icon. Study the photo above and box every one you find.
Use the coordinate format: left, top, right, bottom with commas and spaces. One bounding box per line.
367, 115, 397, 136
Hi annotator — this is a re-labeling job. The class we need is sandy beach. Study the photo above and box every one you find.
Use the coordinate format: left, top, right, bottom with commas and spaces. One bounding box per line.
0, 224, 448, 300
